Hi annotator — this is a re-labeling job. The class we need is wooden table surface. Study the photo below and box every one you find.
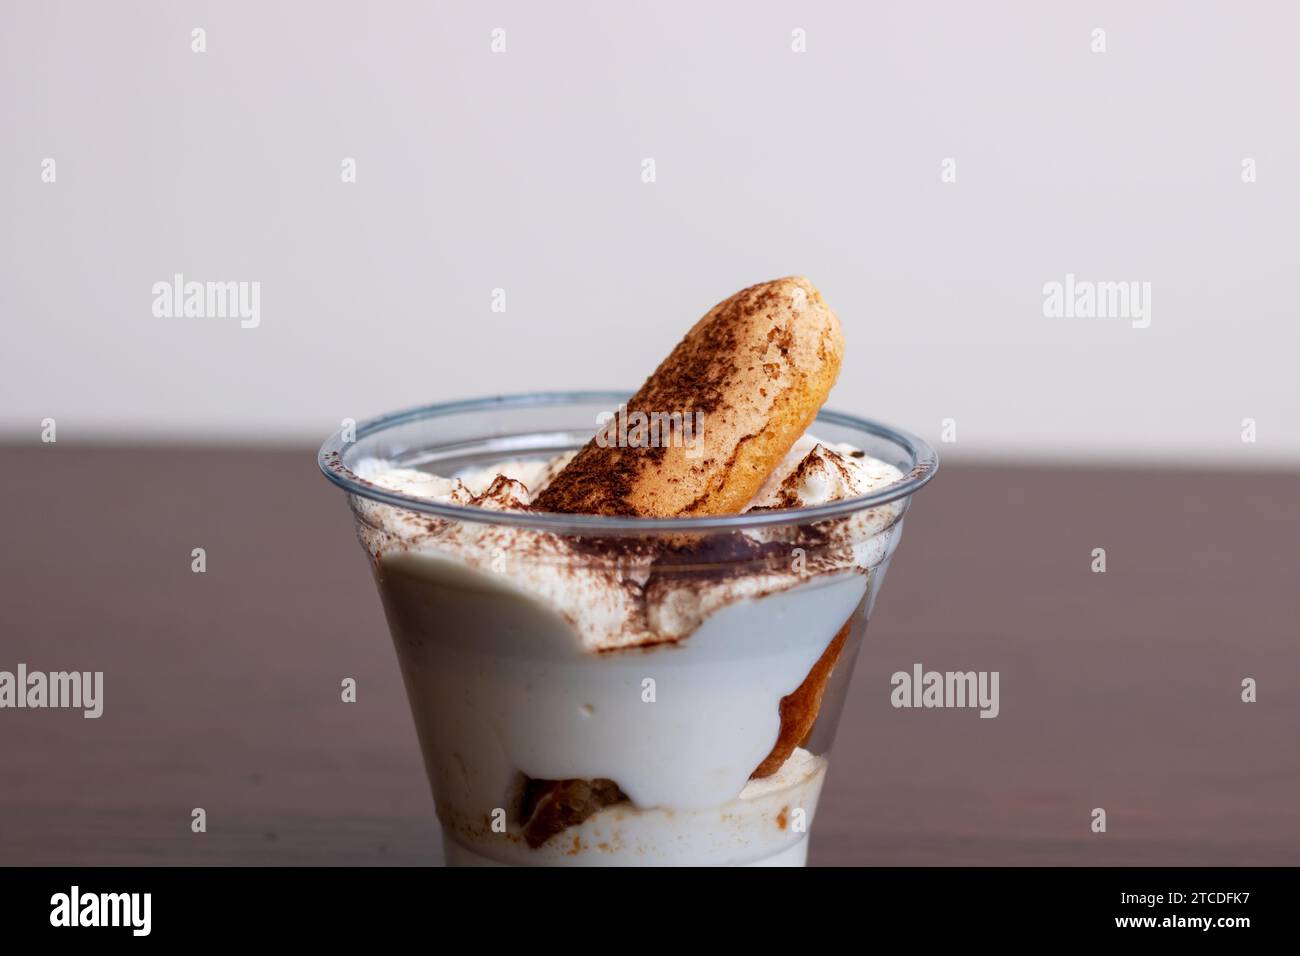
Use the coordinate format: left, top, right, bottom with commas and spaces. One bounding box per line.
1, 445, 1297, 866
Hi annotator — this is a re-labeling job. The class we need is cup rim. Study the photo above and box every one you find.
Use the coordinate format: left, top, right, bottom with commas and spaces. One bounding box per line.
318, 390, 938, 532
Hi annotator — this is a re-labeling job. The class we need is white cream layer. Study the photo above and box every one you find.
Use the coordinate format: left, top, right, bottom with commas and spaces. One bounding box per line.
353, 434, 906, 652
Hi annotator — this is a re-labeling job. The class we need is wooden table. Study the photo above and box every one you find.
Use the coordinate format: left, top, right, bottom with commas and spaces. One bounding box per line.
2, 446, 1296, 865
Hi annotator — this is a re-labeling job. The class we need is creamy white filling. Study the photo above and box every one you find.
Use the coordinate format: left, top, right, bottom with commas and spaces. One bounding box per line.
353, 433, 905, 652
385, 550, 861, 816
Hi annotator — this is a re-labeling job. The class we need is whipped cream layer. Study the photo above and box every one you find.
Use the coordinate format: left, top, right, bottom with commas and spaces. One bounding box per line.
383, 554, 863, 812
353, 433, 906, 652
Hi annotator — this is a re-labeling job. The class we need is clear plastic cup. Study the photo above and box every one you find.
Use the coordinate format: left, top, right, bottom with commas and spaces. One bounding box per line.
319, 392, 936, 866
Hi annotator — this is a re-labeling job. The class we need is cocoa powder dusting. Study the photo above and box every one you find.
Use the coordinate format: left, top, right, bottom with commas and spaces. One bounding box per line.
533, 280, 800, 516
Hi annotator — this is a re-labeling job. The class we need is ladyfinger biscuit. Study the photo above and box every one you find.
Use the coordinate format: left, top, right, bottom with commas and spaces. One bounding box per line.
751, 616, 851, 778
533, 277, 844, 517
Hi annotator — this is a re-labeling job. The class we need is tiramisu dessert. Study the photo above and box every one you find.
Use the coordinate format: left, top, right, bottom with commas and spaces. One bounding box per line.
324, 277, 935, 866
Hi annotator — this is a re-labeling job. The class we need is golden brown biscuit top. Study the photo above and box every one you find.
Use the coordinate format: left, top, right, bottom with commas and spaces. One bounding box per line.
534, 276, 841, 516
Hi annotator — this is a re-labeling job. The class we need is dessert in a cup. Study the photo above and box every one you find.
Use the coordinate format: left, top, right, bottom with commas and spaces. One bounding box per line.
319, 277, 936, 866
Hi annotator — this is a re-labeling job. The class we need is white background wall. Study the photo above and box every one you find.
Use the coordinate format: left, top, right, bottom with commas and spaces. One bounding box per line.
3, 1, 1298, 464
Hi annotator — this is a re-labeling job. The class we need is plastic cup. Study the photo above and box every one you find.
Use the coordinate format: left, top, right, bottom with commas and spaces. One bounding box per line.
319, 392, 936, 866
